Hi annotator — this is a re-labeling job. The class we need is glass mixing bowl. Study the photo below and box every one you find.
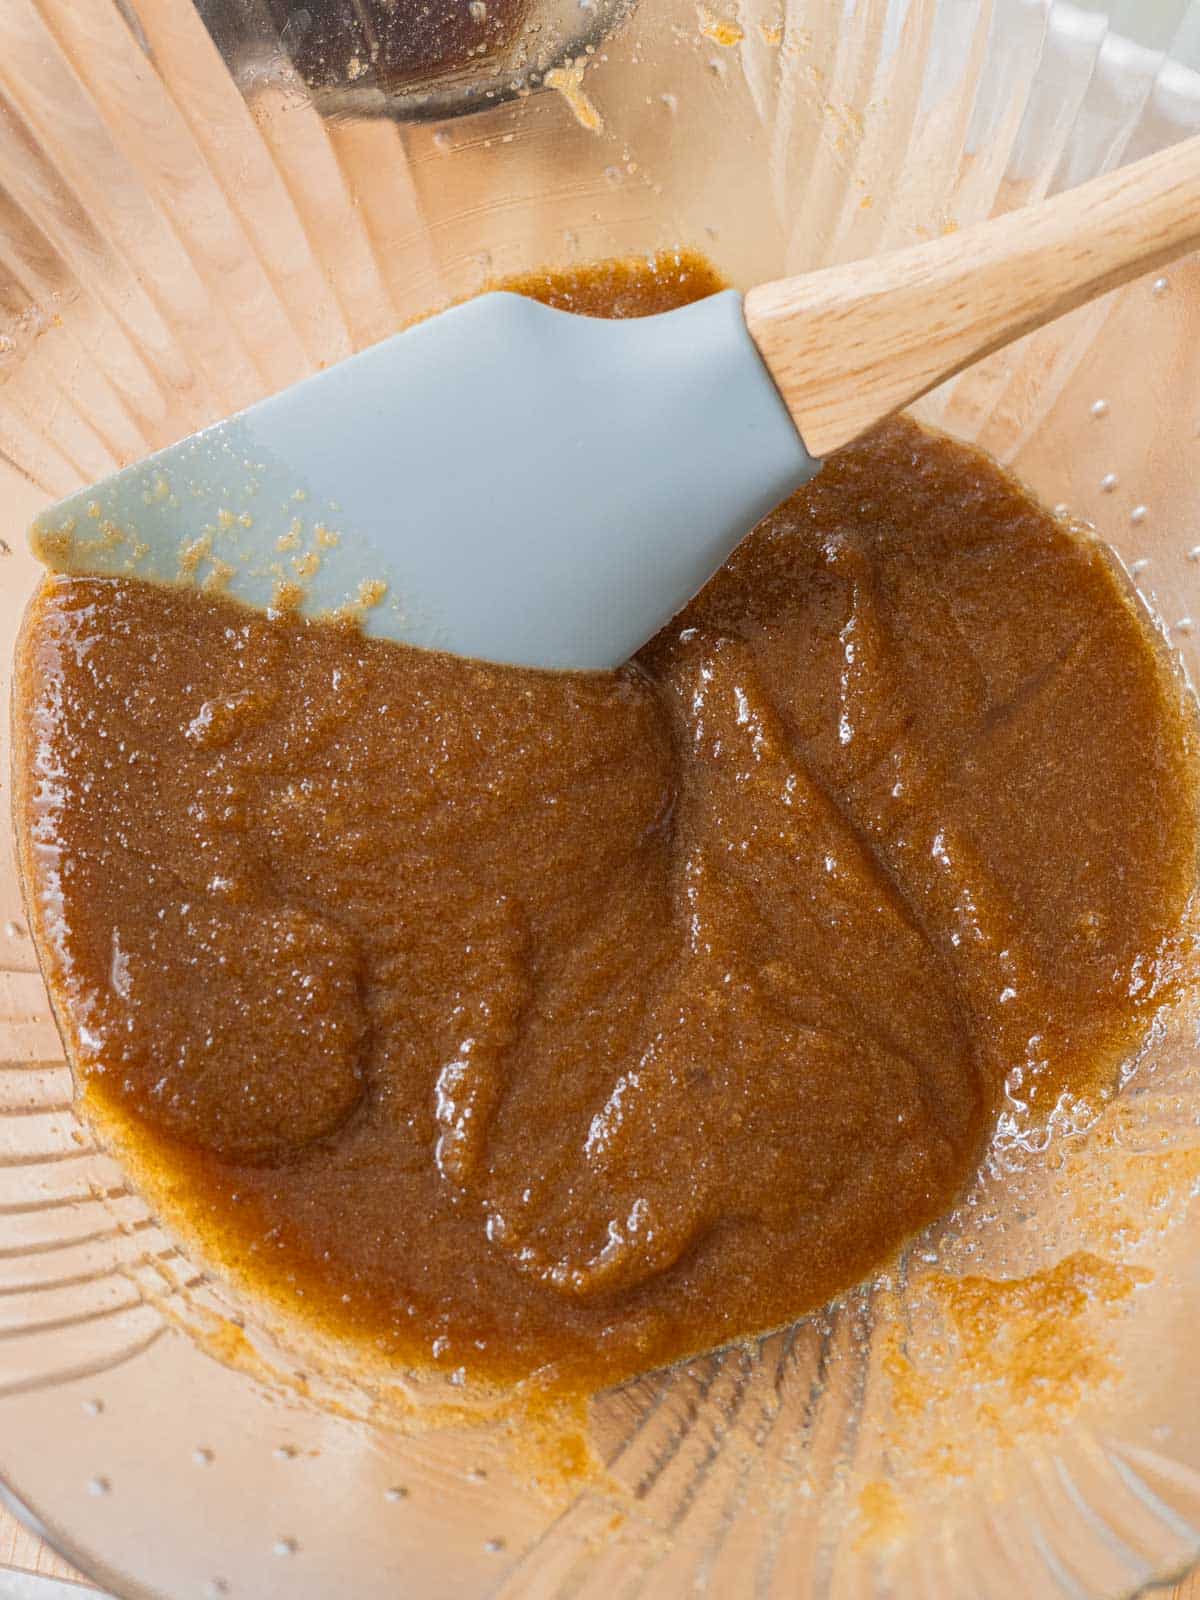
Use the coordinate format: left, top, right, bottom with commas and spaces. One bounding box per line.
3, 1, 1200, 1595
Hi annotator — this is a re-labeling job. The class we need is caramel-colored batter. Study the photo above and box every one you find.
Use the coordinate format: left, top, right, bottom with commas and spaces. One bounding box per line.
12, 257, 1198, 1392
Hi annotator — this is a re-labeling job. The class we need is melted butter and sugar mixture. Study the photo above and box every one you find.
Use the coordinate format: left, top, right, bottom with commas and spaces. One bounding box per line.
13, 255, 1198, 1392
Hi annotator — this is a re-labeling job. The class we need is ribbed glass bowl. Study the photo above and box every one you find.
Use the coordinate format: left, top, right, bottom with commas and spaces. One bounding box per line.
3, 2, 1200, 1595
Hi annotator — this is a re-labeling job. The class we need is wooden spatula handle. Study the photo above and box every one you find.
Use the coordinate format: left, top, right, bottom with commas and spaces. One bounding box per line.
745, 133, 1200, 460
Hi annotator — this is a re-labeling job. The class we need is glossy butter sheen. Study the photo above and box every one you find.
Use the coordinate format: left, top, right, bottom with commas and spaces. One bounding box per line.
12, 256, 1198, 1392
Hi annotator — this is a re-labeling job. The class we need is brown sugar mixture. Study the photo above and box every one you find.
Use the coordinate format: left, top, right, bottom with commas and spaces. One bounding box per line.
12, 255, 1198, 1393
264, 0, 531, 95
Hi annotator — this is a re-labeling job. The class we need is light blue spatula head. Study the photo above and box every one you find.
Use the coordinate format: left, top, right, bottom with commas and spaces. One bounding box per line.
30, 289, 817, 671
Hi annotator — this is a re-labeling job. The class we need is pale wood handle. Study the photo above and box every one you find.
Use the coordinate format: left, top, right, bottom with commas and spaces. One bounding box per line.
745, 133, 1200, 460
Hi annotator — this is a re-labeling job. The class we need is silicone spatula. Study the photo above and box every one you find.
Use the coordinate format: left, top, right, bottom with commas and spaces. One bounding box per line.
30, 133, 1200, 671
